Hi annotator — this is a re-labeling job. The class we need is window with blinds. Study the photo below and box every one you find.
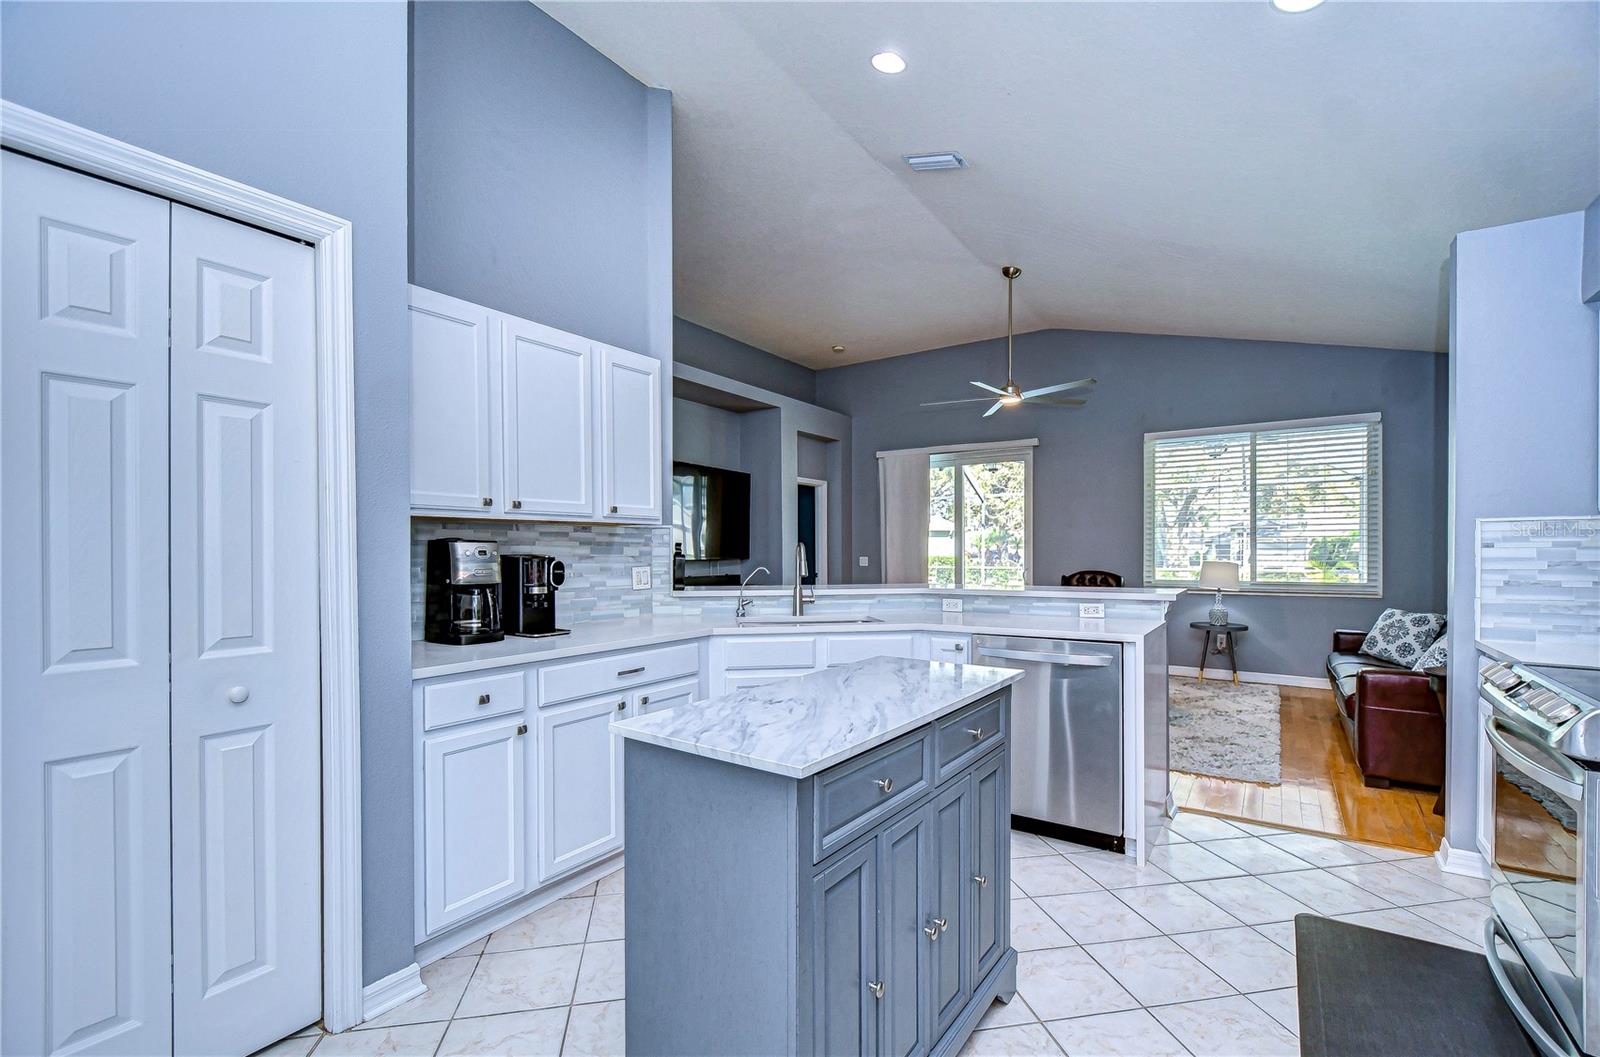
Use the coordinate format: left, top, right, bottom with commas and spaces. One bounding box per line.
1143, 414, 1382, 594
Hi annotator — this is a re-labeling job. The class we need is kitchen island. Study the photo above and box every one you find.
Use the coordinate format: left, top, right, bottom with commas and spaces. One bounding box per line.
613, 656, 1024, 1057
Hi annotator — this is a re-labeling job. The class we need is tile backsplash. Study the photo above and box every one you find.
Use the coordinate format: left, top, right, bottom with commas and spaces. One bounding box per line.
1477, 516, 1600, 666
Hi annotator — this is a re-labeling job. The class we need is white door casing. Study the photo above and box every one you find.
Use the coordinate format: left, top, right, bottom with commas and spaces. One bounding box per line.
409, 287, 496, 512
596, 344, 662, 521
423, 720, 528, 934
501, 317, 593, 517
167, 205, 323, 1055
1, 149, 176, 1057
537, 694, 628, 882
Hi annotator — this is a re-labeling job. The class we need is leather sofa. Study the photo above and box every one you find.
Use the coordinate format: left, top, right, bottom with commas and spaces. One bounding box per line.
1325, 630, 1445, 789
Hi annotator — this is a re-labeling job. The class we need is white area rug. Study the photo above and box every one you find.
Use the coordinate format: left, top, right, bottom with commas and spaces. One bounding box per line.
1169, 676, 1283, 785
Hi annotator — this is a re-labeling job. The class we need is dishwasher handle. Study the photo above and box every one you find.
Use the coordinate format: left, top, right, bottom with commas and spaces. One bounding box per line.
975, 646, 1113, 668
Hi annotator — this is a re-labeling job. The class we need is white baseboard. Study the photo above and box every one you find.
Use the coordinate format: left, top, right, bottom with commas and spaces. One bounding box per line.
1168, 665, 1327, 690
362, 962, 426, 1023
1436, 838, 1490, 879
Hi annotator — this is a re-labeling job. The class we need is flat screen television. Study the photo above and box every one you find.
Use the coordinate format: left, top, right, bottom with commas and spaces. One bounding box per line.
671, 461, 751, 561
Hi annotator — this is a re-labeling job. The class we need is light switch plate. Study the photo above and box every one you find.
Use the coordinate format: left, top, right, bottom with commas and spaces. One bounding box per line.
1078, 602, 1106, 619
858, 556, 870, 567
632, 566, 651, 590
941, 598, 963, 613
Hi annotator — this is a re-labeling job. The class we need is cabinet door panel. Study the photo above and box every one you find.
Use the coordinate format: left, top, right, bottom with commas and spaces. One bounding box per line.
410, 287, 495, 511
929, 780, 972, 1038
879, 806, 931, 1057
597, 344, 661, 520
424, 721, 527, 934
537, 695, 628, 881
502, 318, 593, 517
970, 753, 1008, 982
633, 676, 700, 716
811, 842, 878, 1057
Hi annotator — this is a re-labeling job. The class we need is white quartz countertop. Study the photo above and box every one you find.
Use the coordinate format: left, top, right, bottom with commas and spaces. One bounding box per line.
610, 656, 1024, 778
411, 609, 1167, 679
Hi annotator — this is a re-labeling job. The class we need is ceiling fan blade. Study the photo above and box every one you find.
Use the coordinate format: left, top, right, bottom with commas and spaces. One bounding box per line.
1020, 378, 1097, 399
981, 400, 1005, 418
970, 380, 1008, 396
1027, 396, 1087, 407
920, 397, 1002, 408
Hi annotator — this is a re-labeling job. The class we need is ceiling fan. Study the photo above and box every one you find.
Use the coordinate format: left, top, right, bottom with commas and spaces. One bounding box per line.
920, 265, 1096, 417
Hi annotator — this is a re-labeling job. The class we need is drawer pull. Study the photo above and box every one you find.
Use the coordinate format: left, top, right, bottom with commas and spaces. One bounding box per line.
973, 874, 988, 887
966, 727, 984, 739
924, 918, 946, 941
875, 777, 894, 794
954, 643, 965, 651
511, 499, 522, 509
609, 505, 619, 514
867, 980, 884, 1000
478, 694, 492, 705
639, 696, 650, 706
616, 699, 627, 712
516, 723, 528, 736
617, 666, 646, 678
482, 497, 493, 507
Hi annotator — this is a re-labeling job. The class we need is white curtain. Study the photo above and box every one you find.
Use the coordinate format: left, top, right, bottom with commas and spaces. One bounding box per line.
877, 449, 930, 584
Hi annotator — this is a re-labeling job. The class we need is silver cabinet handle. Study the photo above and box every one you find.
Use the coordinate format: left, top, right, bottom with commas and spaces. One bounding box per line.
875, 777, 894, 794
966, 727, 984, 739
936, 916, 948, 934
511, 499, 522, 509
639, 696, 650, 706
973, 874, 988, 887
516, 723, 528, 736
954, 643, 964, 651
609, 505, 619, 514
478, 693, 492, 705
482, 497, 493, 507
616, 699, 626, 712
924, 923, 940, 940
867, 980, 884, 999
617, 666, 646, 677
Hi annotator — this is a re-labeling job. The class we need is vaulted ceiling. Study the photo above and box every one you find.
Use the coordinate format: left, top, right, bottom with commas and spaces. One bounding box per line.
542, 2, 1599, 367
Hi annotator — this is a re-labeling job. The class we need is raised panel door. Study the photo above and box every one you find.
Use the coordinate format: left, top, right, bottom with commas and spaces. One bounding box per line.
929, 780, 972, 1039
1, 151, 174, 1057
501, 317, 593, 517
410, 287, 496, 511
879, 806, 932, 1057
424, 721, 529, 933
537, 694, 628, 881
597, 344, 661, 521
811, 841, 878, 1057
168, 204, 322, 1054
969, 753, 1008, 983
633, 676, 700, 716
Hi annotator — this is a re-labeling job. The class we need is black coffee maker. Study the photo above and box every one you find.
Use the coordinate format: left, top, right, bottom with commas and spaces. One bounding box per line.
424, 538, 504, 645
502, 554, 568, 637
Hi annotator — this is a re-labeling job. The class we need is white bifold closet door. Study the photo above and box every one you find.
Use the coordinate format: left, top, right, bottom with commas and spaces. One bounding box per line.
1, 151, 322, 1057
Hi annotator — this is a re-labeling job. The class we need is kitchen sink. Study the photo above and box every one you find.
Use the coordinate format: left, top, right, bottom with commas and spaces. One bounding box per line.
735, 614, 884, 627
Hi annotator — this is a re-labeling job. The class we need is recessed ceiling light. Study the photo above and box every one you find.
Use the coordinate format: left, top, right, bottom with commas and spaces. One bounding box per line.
1270, 0, 1325, 11
870, 51, 906, 74
904, 152, 966, 172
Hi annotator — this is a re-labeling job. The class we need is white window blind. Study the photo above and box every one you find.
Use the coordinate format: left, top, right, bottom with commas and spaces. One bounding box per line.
1143, 414, 1381, 594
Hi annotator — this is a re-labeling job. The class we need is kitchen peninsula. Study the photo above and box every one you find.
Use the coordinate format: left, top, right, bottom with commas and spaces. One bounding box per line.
613, 657, 1024, 1057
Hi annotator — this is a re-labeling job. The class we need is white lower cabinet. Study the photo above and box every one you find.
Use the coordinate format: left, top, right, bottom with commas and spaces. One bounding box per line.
537, 693, 630, 883
423, 718, 529, 934
926, 635, 971, 664
634, 676, 699, 716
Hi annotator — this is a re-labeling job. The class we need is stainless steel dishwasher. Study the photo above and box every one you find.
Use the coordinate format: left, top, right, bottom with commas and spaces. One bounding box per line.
974, 635, 1124, 851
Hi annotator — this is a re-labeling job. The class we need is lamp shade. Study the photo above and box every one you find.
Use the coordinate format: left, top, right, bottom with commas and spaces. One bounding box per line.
1196, 560, 1240, 591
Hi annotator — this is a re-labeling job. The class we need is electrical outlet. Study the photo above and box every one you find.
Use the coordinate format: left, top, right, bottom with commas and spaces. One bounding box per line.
941, 598, 963, 613
858, 556, 870, 567
632, 566, 651, 590
1078, 602, 1106, 619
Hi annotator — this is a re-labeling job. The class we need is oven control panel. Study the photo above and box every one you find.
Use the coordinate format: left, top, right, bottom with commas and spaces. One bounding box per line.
1482, 660, 1584, 728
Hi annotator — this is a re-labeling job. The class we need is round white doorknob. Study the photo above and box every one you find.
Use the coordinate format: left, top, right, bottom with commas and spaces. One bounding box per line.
227, 686, 250, 704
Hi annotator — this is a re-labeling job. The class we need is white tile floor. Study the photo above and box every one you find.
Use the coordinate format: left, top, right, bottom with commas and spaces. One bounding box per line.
263, 813, 1490, 1057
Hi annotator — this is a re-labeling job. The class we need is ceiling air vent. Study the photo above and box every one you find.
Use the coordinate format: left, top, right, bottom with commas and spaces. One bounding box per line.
903, 151, 966, 172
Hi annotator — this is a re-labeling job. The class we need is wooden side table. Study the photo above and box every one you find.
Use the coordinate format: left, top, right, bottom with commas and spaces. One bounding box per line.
1190, 621, 1248, 684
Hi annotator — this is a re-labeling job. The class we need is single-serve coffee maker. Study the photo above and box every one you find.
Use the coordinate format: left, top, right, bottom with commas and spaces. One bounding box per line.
502, 554, 569, 638
424, 538, 504, 645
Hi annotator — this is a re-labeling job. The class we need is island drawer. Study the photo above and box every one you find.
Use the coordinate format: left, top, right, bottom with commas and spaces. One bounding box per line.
538, 643, 698, 706
812, 729, 933, 862
935, 692, 1008, 781
423, 669, 527, 731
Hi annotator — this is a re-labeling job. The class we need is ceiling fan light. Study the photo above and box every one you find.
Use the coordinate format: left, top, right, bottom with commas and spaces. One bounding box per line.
1000, 394, 1022, 406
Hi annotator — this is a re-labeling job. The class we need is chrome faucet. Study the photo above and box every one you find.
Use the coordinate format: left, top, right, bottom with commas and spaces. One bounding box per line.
736, 566, 770, 619
793, 544, 816, 617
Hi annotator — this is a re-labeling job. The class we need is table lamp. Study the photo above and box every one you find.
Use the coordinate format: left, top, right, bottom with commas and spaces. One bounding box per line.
1197, 560, 1239, 625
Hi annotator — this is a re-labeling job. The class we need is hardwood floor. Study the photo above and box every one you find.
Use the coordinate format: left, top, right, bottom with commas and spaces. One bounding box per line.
1172, 683, 1446, 853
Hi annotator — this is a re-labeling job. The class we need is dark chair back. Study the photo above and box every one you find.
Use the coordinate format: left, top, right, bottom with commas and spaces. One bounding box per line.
1061, 569, 1124, 588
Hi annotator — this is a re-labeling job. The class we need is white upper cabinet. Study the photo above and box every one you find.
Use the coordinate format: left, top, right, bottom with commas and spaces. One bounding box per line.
409, 288, 662, 524
597, 343, 663, 521
501, 317, 593, 517
410, 287, 497, 513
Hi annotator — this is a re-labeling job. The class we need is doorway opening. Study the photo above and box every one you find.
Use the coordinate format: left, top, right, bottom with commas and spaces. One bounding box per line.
797, 477, 827, 586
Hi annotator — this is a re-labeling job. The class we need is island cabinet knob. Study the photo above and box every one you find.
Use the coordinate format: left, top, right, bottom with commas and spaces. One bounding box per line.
936, 916, 949, 934
966, 727, 984, 739
874, 777, 894, 794
973, 874, 988, 887
924, 918, 947, 941
867, 981, 885, 1000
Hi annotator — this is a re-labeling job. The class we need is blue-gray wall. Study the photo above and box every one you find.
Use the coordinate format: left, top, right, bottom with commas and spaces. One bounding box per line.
815, 330, 1449, 679
675, 317, 819, 403
1447, 211, 1598, 853
0, 0, 414, 983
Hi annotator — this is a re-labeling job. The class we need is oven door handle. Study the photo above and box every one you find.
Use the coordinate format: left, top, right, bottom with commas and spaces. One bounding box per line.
1484, 716, 1585, 802
1483, 917, 1580, 1057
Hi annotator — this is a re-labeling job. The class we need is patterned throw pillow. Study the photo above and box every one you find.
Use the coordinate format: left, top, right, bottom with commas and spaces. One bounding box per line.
1360, 608, 1447, 666
1412, 635, 1449, 673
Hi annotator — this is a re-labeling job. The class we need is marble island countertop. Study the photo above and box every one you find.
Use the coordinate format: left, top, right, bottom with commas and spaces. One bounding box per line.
411, 608, 1169, 679
610, 656, 1023, 777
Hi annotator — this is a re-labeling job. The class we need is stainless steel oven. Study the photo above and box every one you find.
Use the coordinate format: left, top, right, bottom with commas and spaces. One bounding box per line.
1481, 655, 1600, 1057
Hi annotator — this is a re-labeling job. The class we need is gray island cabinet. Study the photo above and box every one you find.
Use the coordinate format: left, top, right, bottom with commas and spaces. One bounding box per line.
613, 656, 1024, 1057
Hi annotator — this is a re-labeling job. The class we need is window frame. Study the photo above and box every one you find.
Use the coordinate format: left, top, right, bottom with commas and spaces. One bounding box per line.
1142, 413, 1383, 596
930, 445, 1035, 589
